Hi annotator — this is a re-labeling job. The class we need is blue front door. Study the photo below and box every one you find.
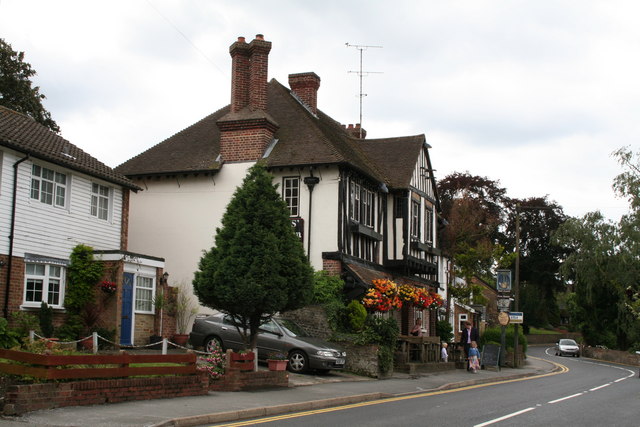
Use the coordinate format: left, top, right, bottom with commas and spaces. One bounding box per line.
120, 272, 134, 345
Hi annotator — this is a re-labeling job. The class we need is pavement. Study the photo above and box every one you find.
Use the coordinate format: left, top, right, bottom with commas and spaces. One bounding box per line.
0, 356, 558, 427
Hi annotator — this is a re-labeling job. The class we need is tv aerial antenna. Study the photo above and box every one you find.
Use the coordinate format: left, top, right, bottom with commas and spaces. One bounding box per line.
346, 43, 383, 138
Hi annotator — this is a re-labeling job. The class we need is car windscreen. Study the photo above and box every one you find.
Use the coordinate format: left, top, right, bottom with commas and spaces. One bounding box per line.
559, 339, 576, 345
277, 318, 310, 337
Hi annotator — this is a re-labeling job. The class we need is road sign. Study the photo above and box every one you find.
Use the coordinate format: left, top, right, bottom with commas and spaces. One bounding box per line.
509, 312, 524, 324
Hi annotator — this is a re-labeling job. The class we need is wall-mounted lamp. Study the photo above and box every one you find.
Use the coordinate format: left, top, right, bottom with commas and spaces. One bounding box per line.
160, 272, 169, 285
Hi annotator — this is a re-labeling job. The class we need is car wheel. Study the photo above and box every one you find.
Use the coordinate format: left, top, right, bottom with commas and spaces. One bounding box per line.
204, 336, 223, 353
288, 350, 308, 373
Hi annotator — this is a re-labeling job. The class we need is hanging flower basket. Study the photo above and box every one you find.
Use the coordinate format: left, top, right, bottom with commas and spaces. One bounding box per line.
100, 281, 117, 294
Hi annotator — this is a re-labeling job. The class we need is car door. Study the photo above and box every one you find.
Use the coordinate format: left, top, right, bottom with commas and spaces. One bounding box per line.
256, 319, 286, 360
217, 315, 244, 351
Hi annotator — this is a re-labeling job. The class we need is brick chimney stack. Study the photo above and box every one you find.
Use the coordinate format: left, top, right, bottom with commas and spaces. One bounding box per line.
218, 34, 279, 162
342, 123, 367, 139
229, 34, 271, 113
289, 72, 321, 115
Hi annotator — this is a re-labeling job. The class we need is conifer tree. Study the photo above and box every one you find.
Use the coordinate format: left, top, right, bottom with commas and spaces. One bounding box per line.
193, 163, 314, 349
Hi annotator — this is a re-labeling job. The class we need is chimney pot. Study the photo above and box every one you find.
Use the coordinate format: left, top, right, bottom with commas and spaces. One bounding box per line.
237, 36, 245, 42
256, 34, 264, 40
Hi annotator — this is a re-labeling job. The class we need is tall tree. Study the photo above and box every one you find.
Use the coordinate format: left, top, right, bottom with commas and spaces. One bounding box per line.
437, 173, 512, 305
0, 39, 59, 132
193, 164, 314, 350
507, 197, 567, 328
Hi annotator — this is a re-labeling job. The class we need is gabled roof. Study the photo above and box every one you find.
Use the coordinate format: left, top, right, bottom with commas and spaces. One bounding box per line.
358, 136, 426, 190
0, 106, 139, 190
115, 78, 425, 191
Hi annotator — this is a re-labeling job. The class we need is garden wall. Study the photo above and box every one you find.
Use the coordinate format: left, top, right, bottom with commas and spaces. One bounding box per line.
2, 375, 209, 416
582, 346, 640, 366
526, 333, 582, 345
336, 341, 382, 378
208, 369, 289, 392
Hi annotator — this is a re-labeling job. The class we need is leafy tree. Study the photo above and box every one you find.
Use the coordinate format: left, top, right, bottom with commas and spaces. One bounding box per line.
505, 197, 567, 328
193, 164, 314, 350
0, 39, 59, 132
437, 173, 512, 308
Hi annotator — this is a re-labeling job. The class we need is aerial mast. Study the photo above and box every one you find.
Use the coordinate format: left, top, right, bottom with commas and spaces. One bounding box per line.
346, 43, 382, 138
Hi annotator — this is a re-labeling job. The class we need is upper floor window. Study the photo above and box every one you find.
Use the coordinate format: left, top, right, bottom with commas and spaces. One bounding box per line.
91, 183, 110, 220
411, 200, 420, 239
283, 177, 300, 217
134, 276, 154, 313
30, 165, 67, 207
350, 181, 375, 227
424, 206, 434, 244
24, 263, 64, 308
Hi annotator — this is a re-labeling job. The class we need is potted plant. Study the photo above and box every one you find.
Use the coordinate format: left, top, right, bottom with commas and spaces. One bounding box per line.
266, 351, 288, 371
229, 349, 255, 371
171, 282, 199, 346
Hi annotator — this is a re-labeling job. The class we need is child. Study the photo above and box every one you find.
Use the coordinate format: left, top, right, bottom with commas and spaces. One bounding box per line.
468, 341, 481, 373
441, 342, 448, 363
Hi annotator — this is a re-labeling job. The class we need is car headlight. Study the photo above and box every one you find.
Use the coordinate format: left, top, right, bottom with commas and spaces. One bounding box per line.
316, 350, 334, 357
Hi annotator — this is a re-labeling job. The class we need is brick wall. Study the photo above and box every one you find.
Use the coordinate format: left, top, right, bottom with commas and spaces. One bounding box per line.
208, 369, 288, 392
134, 314, 155, 345
2, 375, 209, 415
322, 259, 342, 275
280, 306, 333, 340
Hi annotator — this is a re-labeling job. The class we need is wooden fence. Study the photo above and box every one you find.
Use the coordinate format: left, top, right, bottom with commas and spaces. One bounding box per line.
0, 348, 197, 380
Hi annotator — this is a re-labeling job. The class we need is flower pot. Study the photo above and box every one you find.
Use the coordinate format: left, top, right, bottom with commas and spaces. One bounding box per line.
172, 334, 189, 346
230, 351, 255, 371
267, 359, 288, 371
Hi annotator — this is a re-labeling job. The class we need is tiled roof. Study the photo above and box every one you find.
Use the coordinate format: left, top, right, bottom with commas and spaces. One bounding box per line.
115, 78, 423, 190
358, 136, 425, 190
0, 106, 139, 190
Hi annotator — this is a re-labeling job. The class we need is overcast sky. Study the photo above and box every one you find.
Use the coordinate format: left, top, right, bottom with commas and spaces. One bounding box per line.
1, 0, 636, 221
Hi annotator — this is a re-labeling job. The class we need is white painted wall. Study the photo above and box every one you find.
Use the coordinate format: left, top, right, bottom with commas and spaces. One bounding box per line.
127, 162, 252, 294
127, 163, 342, 313
0, 149, 123, 259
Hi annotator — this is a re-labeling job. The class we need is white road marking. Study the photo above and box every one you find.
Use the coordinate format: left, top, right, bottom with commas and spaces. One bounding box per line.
474, 407, 536, 427
589, 383, 611, 391
548, 393, 583, 404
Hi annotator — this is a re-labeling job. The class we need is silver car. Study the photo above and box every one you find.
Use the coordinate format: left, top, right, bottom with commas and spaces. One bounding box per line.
555, 339, 580, 357
189, 313, 347, 373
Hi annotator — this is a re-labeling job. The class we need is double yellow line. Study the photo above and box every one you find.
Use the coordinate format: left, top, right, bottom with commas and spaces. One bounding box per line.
217, 357, 568, 427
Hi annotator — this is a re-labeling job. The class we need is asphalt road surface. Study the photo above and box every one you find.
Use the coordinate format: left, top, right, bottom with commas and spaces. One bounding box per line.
212, 346, 639, 427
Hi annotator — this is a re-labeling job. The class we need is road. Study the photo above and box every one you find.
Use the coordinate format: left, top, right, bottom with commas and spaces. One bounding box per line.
213, 346, 639, 427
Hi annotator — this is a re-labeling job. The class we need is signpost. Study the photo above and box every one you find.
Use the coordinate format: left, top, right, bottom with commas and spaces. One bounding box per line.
509, 312, 524, 324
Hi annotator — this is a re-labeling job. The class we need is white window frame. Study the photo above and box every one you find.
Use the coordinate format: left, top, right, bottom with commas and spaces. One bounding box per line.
424, 205, 434, 245
134, 276, 155, 313
30, 164, 68, 208
458, 314, 468, 333
91, 182, 111, 220
283, 177, 300, 217
23, 263, 65, 309
361, 188, 374, 227
411, 200, 420, 239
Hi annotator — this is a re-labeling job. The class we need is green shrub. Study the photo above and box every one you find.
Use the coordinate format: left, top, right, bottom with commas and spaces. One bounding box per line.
436, 320, 453, 342
312, 271, 344, 305
39, 301, 54, 338
10, 311, 40, 339
0, 317, 20, 349
355, 316, 399, 375
346, 300, 367, 332
481, 325, 527, 353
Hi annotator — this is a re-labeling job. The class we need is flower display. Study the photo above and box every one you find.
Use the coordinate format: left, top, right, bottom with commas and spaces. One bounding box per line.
362, 278, 444, 312
197, 340, 225, 380
362, 279, 402, 312
100, 281, 117, 294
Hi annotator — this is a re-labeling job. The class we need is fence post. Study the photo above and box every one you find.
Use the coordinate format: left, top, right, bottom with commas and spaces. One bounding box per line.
162, 338, 168, 355
92, 332, 98, 354
29, 330, 35, 343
